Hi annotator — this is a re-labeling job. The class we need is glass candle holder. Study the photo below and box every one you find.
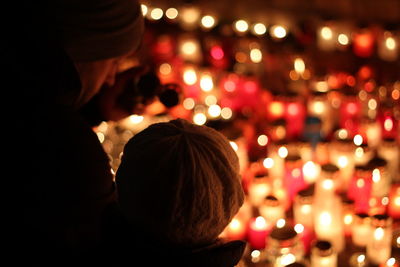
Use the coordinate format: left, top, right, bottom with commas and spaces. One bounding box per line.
311, 240, 338, 267
293, 186, 315, 229
259, 195, 285, 224
347, 165, 373, 214
248, 171, 271, 207
377, 138, 400, 182
330, 138, 356, 190
388, 183, 400, 219
366, 214, 393, 265
351, 213, 371, 247
265, 225, 305, 267
342, 196, 355, 237
284, 154, 307, 203
368, 157, 390, 198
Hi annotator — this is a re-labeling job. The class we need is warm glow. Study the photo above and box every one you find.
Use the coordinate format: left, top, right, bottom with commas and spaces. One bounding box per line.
357, 178, 365, 188
321, 26, 333, 40
234, 20, 249, 32
315, 81, 329, 92
374, 227, 384, 241
181, 40, 199, 56
257, 135, 269, 146
150, 8, 163, 20
141, 4, 148, 16
250, 48, 262, 63
229, 218, 242, 230
386, 258, 396, 267
200, 74, 214, 92
291, 168, 301, 178
300, 204, 312, 214
221, 107, 233, 119
276, 218, 286, 228
303, 161, 319, 183
368, 99, 377, 110
357, 254, 366, 264
263, 157, 274, 169
344, 214, 353, 225
230, 141, 238, 152
165, 8, 178, 19
287, 103, 300, 116
159, 63, 172, 75
280, 253, 296, 266
278, 146, 288, 158
97, 132, 105, 143
193, 112, 207, 125
395, 196, 400, 206
180, 7, 200, 26
270, 25, 287, 39
269, 101, 284, 116
254, 216, 267, 229
183, 68, 197, 85
294, 224, 304, 234
384, 118, 394, 131
353, 134, 363, 146
338, 33, 349, 45
372, 168, 381, 183
253, 23, 267, 35
338, 129, 348, 139
392, 89, 400, 100
129, 114, 144, 124
355, 147, 364, 158
319, 212, 332, 226
183, 98, 195, 110
208, 104, 221, 118
322, 179, 334, 190
385, 37, 396, 50
294, 58, 305, 74
201, 15, 216, 29
338, 156, 349, 168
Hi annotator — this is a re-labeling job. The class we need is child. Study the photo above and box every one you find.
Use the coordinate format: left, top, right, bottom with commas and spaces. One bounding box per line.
114, 118, 246, 266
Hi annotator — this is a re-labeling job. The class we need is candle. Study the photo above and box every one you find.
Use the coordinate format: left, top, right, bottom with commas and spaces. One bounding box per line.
317, 25, 336, 51
315, 140, 331, 165
307, 92, 333, 138
351, 213, 371, 247
265, 225, 305, 267
349, 253, 367, 267
295, 223, 316, 255
259, 195, 285, 224
369, 157, 390, 198
339, 91, 362, 136
284, 93, 306, 140
302, 161, 321, 184
353, 28, 375, 58
248, 171, 271, 207
310, 240, 337, 267
330, 138, 356, 189
378, 138, 400, 182
361, 118, 382, 148
284, 155, 307, 203
378, 31, 399, 62
293, 187, 314, 229
388, 183, 400, 219
248, 216, 270, 250
224, 217, 247, 241
347, 165, 373, 214
366, 214, 393, 265
342, 197, 355, 237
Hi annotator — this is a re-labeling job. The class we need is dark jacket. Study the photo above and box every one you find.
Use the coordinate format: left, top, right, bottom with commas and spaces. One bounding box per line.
6, 2, 117, 264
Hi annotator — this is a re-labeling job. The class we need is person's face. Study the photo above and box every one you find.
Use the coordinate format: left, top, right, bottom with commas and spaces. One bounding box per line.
73, 56, 126, 107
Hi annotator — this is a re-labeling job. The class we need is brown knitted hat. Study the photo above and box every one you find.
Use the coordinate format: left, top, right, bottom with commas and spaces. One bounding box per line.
116, 118, 244, 247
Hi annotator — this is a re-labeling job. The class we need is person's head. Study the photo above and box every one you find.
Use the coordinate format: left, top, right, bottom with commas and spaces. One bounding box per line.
116, 118, 245, 248
49, 0, 144, 107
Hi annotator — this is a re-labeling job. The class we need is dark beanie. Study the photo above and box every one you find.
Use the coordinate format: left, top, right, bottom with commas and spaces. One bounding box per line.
49, 0, 144, 61
116, 118, 245, 247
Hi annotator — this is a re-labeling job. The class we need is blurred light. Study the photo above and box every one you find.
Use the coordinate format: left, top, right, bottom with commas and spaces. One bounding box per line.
150, 8, 163, 20
338, 33, 349, 45
200, 74, 214, 92
165, 8, 178, 19
193, 112, 207, 125
372, 168, 381, 183
392, 89, 400, 100
353, 134, 363, 146
338, 129, 348, 139
357, 178, 365, 188
321, 26, 333, 40
368, 99, 377, 110
208, 104, 221, 118
257, 135, 269, 146
338, 156, 348, 168
294, 58, 305, 74
230, 141, 238, 151
210, 46, 224, 60
384, 117, 393, 131
276, 218, 286, 228
315, 81, 329, 92
385, 37, 396, 50
263, 158, 274, 169
250, 48, 262, 63
183, 98, 195, 110
201, 15, 216, 29
181, 40, 198, 56
234, 20, 249, 33
183, 68, 197, 85
97, 132, 105, 143
294, 224, 304, 234
252, 23, 267, 35
221, 107, 233, 119
129, 114, 144, 124
205, 95, 217, 106
159, 63, 172, 75
270, 25, 287, 39
141, 4, 148, 16
180, 6, 200, 28
278, 146, 288, 158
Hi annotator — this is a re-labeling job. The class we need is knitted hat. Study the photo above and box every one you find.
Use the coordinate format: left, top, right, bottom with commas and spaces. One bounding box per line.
49, 0, 144, 62
116, 118, 244, 247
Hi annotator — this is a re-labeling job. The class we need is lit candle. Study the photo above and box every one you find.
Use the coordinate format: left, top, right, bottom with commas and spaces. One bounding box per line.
302, 161, 320, 184
366, 214, 393, 265
388, 183, 400, 219
347, 165, 373, 214
259, 195, 285, 224
315, 141, 331, 165
369, 157, 390, 198
342, 197, 355, 237
307, 91, 333, 138
339, 91, 362, 136
378, 138, 400, 182
311, 240, 337, 267
284, 155, 307, 203
295, 223, 315, 255
224, 217, 247, 241
361, 118, 382, 149
247, 171, 271, 207
330, 138, 356, 189
284, 94, 306, 140
378, 31, 399, 62
293, 187, 314, 229
248, 216, 270, 250
317, 25, 336, 51
351, 213, 371, 247
353, 28, 375, 58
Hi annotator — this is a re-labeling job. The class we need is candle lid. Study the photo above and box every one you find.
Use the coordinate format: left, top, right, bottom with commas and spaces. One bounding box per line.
298, 185, 315, 197
354, 213, 370, 224
285, 263, 306, 267
371, 214, 392, 228
253, 171, 268, 179
312, 240, 333, 257
285, 154, 302, 162
270, 225, 297, 241
264, 195, 280, 206
367, 156, 387, 168
321, 163, 339, 173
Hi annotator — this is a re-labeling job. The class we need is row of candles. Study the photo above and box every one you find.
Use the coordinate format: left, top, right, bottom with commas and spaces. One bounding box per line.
141, 1, 400, 61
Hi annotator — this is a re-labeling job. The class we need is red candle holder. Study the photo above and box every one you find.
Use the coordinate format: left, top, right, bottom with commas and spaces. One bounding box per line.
347, 165, 373, 214
388, 183, 400, 219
